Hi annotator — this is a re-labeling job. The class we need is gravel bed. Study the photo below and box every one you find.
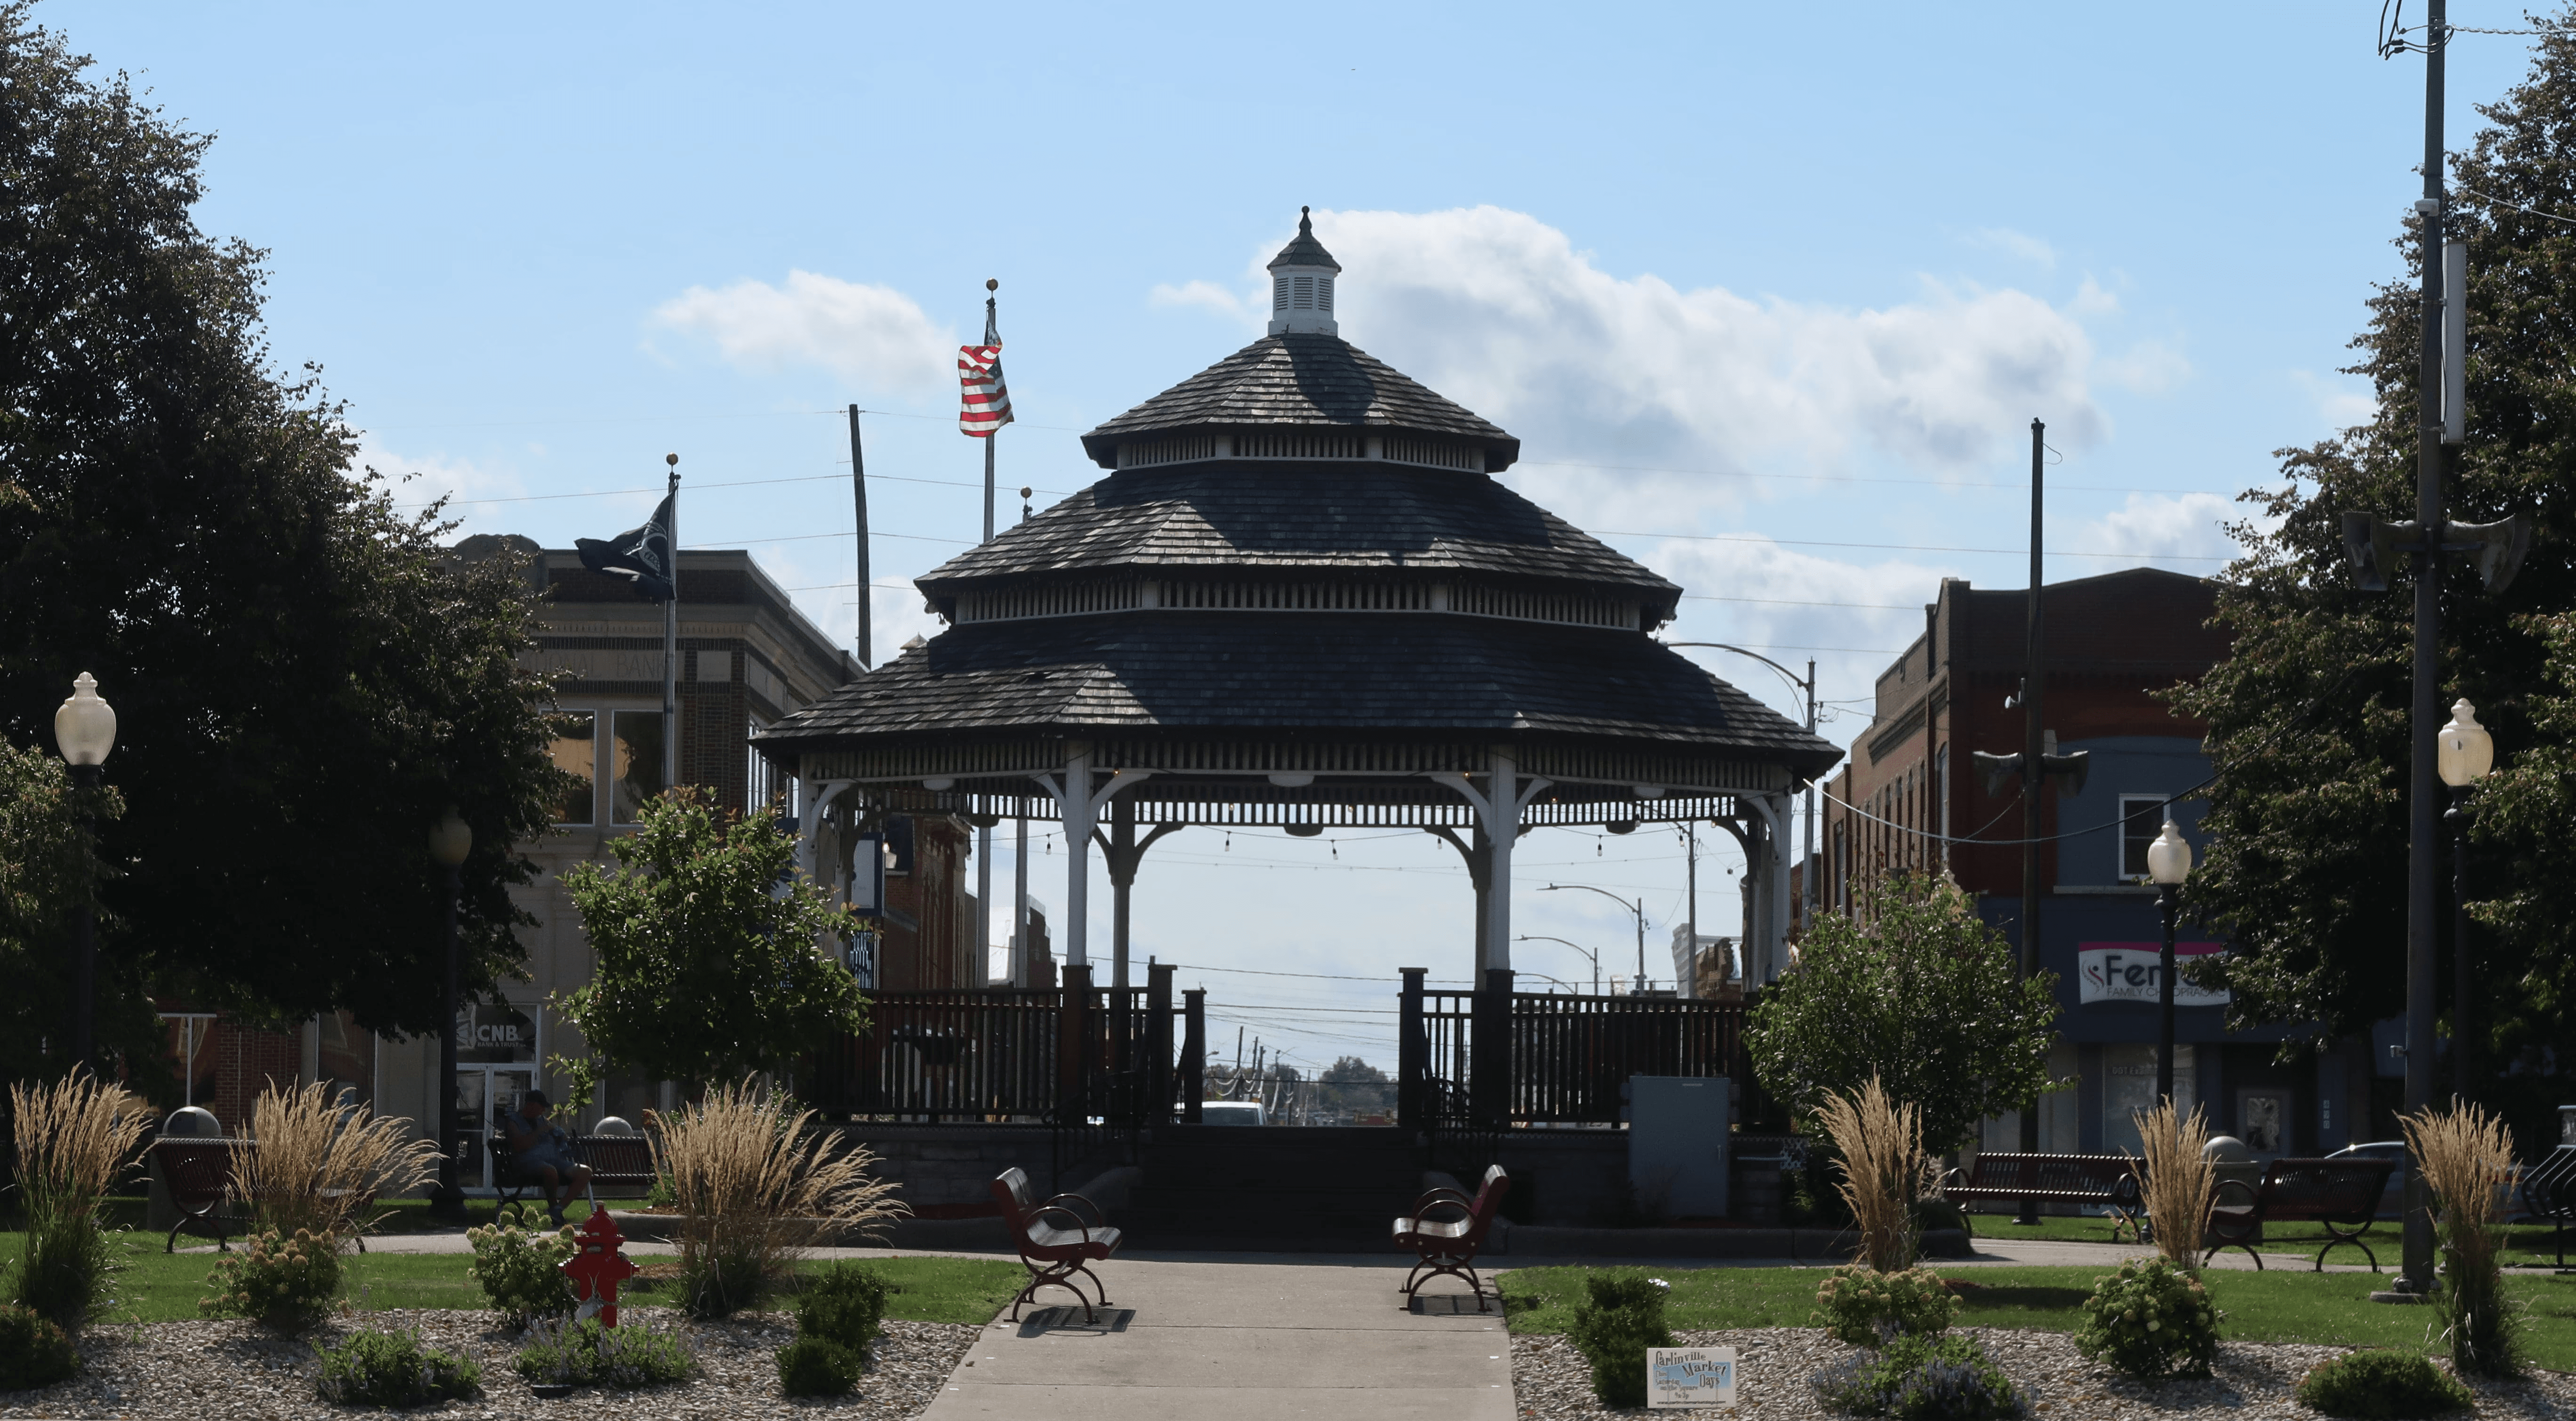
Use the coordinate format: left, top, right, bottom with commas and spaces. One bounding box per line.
1511, 1325, 2576, 1418
0, 1307, 977, 1420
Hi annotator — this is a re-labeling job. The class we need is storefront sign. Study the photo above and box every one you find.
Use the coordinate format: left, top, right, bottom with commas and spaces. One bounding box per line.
1648, 1346, 1736, 1409
2077, 942, 2229, 1007
454, 1001, 539, 1063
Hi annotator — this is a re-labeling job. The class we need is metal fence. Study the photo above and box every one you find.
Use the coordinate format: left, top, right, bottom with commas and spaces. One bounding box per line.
806, 980, 1164, 1123
1402, 969, 1744, 1130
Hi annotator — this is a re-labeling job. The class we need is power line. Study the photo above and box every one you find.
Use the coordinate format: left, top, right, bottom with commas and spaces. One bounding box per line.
1594, 529, 2235, 563
1520, 456, 2236, 499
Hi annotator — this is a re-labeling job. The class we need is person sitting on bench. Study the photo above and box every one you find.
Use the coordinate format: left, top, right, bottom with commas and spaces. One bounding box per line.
500, 1090, 591, 1226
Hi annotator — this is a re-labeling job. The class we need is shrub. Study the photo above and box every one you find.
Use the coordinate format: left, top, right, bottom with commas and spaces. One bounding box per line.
653, 1080, 905, 1317
2072, 1257, 2219, 1379
2132, 1099, 2214, 1275
1812, 1264, 1962, 1347
1911, 1197, 1965, 1237
2293, 1350, 2474, 1419
512, 1316, 697, 1389
465, 1223, 578, 1326
312, 1328, 481, 1407
1815, 1076, 1940, 1272
776, 1335, 864, 1397
198, 1228, 343, 1332
795, 1263, 889, 1357
0, 1303, 81, 1391
1811, 1331, 2026, 1419
231, 1080, 439, 1242
2404, 1100, 2520, 1378
8, 1069, 148, 1328
1566, 1273, 1673, 1408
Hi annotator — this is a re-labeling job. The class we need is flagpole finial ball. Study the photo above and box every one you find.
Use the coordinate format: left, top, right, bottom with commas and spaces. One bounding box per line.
1019, 486, 1032, 499
987, 278, 998, 291
665, 453, 678, 467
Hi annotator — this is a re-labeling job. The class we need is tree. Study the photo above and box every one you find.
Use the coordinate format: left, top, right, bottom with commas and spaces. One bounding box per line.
2166, 14, 2576, 1141
0, 8, 568, 1054
0, 734, 162, 1088
553, 789, 869, 1103
1320, 1056, 1387, 1084
1745, 875, 2061, 1154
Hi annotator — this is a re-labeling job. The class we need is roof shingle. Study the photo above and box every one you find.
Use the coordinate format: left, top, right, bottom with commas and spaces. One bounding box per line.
1078, 334, 1520, 468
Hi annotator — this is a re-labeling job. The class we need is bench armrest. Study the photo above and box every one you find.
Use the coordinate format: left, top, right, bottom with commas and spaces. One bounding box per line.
1407, 1188, 1474, 1220
1041, 1192, 1107, 1230
2210, 1177, 2257, 1212
1029, 1203, 1095, 1244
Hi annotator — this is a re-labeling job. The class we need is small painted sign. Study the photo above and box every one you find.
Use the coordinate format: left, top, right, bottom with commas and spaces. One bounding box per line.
1647, 1346, 1736, 1409
2077, 942, 2230, 1007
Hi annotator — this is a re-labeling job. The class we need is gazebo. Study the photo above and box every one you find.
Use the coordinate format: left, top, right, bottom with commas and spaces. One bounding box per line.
757, 210, 1841, 1002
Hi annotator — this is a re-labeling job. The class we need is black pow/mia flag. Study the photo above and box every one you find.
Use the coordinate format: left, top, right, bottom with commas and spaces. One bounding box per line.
574, 494, 676, 601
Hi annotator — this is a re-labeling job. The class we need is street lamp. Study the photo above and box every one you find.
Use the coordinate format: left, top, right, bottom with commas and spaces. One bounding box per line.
2438, 698, 2494, 1099
2145, 818, 2193, 1108
1542, 884, 1649, 992
426, 806, 472, 1221
52, 673, 117, 1067
1515, 935, 1602, 995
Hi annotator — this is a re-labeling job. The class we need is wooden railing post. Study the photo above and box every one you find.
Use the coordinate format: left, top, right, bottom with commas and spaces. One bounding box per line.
1057, 964, 1091, 1121
1398, 967, 1427, 1130
1146, 962, 1175, 1125
1473, 967, 1515, 1128
1180, 987, 1205, 1122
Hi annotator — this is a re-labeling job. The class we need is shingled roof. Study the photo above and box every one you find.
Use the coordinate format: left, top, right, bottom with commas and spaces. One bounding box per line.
762, 612, 1840, 775
1077, 333, 1521, 470
1267, 206, 1341, 272
914, 462, 1679, 605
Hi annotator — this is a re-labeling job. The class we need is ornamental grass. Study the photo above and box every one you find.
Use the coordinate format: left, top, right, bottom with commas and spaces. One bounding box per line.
1814, 1075, 1936, 1273
649, 1078, 906, 1317
2131, 1098, 2214, 1275
230, 1080, 439, 1243
8, 1068, 149, 1328
2402, 1097, 2520, 1378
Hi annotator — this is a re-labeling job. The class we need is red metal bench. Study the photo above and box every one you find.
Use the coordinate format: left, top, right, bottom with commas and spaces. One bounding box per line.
153, 1139, 241, 1253
990, 1166, 1120, 1323
2206, 1156, 2398, 1271
1943, 1153, 2144, 1242
1393, 1163, 1510, 1312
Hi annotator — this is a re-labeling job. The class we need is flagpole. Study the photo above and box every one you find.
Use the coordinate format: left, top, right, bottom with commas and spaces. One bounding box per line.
976, 280, 998, 988
661, 454, 679, 795
848, 405, 871, 669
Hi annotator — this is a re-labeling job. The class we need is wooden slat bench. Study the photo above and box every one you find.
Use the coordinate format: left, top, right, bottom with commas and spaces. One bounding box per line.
991, 1166, 1120, 1323
2520, 1145, 2576, 1268
574, 1134, 657, 1203
2206, 1156, 2399, 1271
150, 1139, 378, 1252
1943, 1153, 2145, 1242
1393, 1163, 1511, 1313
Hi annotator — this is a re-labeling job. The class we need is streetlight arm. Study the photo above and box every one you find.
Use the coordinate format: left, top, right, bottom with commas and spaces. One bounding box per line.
1658, 642, 1814, 703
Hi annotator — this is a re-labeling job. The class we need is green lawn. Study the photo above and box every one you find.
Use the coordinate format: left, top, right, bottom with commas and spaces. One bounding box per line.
0, 1231, 1025, 1327
1498, 1264, 2576, 1372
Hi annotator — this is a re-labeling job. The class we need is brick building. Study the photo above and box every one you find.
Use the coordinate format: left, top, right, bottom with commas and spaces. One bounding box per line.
1815, 569, 2395, 1165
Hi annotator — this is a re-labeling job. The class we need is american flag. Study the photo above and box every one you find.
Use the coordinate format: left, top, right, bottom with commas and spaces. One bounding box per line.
958, 342, 1012, 437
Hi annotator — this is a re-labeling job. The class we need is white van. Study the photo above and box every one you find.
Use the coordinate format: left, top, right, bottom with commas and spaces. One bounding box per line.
1199, 1101, 1267, 1127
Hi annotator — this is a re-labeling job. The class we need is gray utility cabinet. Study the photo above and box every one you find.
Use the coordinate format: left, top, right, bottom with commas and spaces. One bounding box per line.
1628, 1075, 1730, 1220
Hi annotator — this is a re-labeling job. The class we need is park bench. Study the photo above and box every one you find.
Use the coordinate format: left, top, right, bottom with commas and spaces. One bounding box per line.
150, 1138, 378, 1253
990, 1166, 1120, 1323
1942, 1153, 2144, 1242
2206, 1156, 2399, 1271
2521, 1145, 2576, 1267
1393, 1163, 1511, 1313
575, 1134, 657, 1202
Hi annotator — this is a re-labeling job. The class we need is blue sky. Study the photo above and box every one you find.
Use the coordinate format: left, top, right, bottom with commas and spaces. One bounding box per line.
46, 1, 2543, 1074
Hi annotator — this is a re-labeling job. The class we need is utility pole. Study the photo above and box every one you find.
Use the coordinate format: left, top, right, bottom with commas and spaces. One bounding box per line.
2399, 0, 2450, 1300
2016, 418, 2047, 1222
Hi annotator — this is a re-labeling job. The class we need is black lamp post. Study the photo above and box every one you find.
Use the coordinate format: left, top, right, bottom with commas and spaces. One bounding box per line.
426, 807, 472, 1221
2145, 818, 2193, 1107
2437, 699, 2494, 1099
52, 673, 117, 1068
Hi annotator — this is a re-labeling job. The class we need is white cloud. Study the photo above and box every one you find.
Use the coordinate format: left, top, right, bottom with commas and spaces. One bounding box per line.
2098, 337, 2192, 394
1968, 227, 2057, 268
651, 272, 952, 395
2069, 277, 2120, 318
1167, 207, 2112, 504
2074, 492, 2254, 571
1148, 279, 1250, 320
2288, 368, 2377, 432
351, 437, 528, 537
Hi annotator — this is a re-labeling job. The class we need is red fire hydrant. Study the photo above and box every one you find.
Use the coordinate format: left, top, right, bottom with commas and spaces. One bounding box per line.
560, 1209, 639, 1328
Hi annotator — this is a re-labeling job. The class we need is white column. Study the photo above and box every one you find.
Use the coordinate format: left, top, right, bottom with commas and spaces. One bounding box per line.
1061, 745, 1095, 968
1744, 793, 1794, 984
1430, 749, 1551, 979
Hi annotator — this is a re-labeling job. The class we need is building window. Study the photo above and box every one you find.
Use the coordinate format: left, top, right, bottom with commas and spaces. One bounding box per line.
550, 712, 596, 825
2118, 795, 2165, 880
746, 719, 786, 817
611, 710, 666, 824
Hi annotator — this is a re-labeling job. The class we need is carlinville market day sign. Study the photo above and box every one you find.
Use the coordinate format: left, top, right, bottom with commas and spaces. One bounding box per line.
1648, 1345, 1737, 1408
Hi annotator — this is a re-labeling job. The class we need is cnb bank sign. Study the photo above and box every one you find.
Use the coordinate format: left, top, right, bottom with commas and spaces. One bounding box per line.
2077, 942, 2230, 1007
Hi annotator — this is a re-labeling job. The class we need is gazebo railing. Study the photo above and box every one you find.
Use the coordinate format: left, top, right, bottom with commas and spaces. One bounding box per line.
807, 966, 1176, 1130
1399, 968, 1745, 1133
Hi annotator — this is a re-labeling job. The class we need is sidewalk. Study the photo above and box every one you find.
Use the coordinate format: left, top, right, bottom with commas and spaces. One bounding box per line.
920, 1255, 1513, 1421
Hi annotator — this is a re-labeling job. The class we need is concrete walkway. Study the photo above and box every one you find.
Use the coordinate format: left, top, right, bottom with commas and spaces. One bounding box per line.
920, 1255, 1513, 1421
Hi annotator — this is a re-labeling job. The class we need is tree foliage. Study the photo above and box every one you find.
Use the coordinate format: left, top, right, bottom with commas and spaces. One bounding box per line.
1746, 875, 2061, 1154
2167, 15, 2576, 1135
0, 8, 568, 1051
553, 790, 869, 1102
0, 735, 148, 1084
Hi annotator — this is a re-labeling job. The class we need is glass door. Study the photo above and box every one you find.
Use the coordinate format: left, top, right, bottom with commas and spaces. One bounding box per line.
452, 1064, 540, 1190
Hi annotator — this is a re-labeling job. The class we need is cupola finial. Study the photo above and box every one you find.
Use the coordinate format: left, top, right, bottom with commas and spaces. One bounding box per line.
1267, 206, 1341, 337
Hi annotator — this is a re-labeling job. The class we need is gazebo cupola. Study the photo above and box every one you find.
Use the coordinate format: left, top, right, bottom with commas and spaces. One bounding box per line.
1267, 206, 1341, 337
